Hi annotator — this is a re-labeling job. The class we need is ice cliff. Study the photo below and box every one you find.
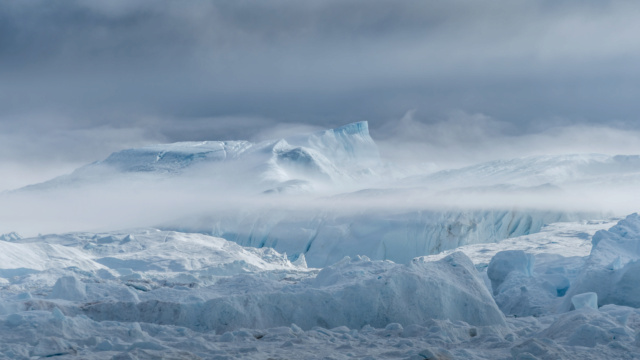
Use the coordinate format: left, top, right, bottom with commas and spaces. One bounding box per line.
202, 208, 588, 267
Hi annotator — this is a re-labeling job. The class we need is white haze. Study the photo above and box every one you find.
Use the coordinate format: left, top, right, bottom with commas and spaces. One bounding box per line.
0, 114, 327, 192
4, 111, 640, 192
0, 176, 635, 238
3, 117, 640, 238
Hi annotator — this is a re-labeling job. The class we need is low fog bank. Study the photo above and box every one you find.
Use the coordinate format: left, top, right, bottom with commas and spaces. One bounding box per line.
1, 177, 618, 266
0, 174, 635, 238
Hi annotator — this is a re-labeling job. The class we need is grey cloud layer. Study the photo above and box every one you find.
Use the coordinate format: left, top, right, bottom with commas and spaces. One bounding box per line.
4, 1, 640, 121
2, 0, 640, 189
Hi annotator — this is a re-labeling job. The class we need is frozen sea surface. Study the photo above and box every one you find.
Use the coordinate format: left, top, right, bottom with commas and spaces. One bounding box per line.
2, 216, 640, 359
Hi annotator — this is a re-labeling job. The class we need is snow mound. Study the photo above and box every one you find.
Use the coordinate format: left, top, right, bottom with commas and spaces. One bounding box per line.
541, 305, 637, 349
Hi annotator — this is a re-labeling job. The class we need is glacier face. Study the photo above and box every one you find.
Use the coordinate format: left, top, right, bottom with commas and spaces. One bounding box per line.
201, 208, 590, 267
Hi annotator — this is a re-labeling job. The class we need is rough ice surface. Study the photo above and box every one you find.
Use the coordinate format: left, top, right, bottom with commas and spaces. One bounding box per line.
82, 252, 504, 332
0, 219, 640, 358
572, 292, 598, 310
559, 213, 640, 311
487, 250, 535, 294
50, 276, 86, 301
0, 229, 502, 331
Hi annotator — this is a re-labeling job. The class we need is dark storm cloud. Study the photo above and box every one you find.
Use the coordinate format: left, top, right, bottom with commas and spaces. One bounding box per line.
2, 0, 640, 189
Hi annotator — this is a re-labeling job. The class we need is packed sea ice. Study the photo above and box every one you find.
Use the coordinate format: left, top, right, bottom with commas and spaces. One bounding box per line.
0, 214, 640, 359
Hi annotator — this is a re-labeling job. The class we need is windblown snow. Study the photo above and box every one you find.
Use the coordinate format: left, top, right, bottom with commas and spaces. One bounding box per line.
4, 122, 640, 358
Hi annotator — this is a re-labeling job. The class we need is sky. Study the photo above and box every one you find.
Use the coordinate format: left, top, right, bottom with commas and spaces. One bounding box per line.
2, 0, 640, 191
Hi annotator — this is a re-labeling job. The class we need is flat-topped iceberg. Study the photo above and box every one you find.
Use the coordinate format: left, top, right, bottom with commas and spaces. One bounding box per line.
19, 121, 382, 194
